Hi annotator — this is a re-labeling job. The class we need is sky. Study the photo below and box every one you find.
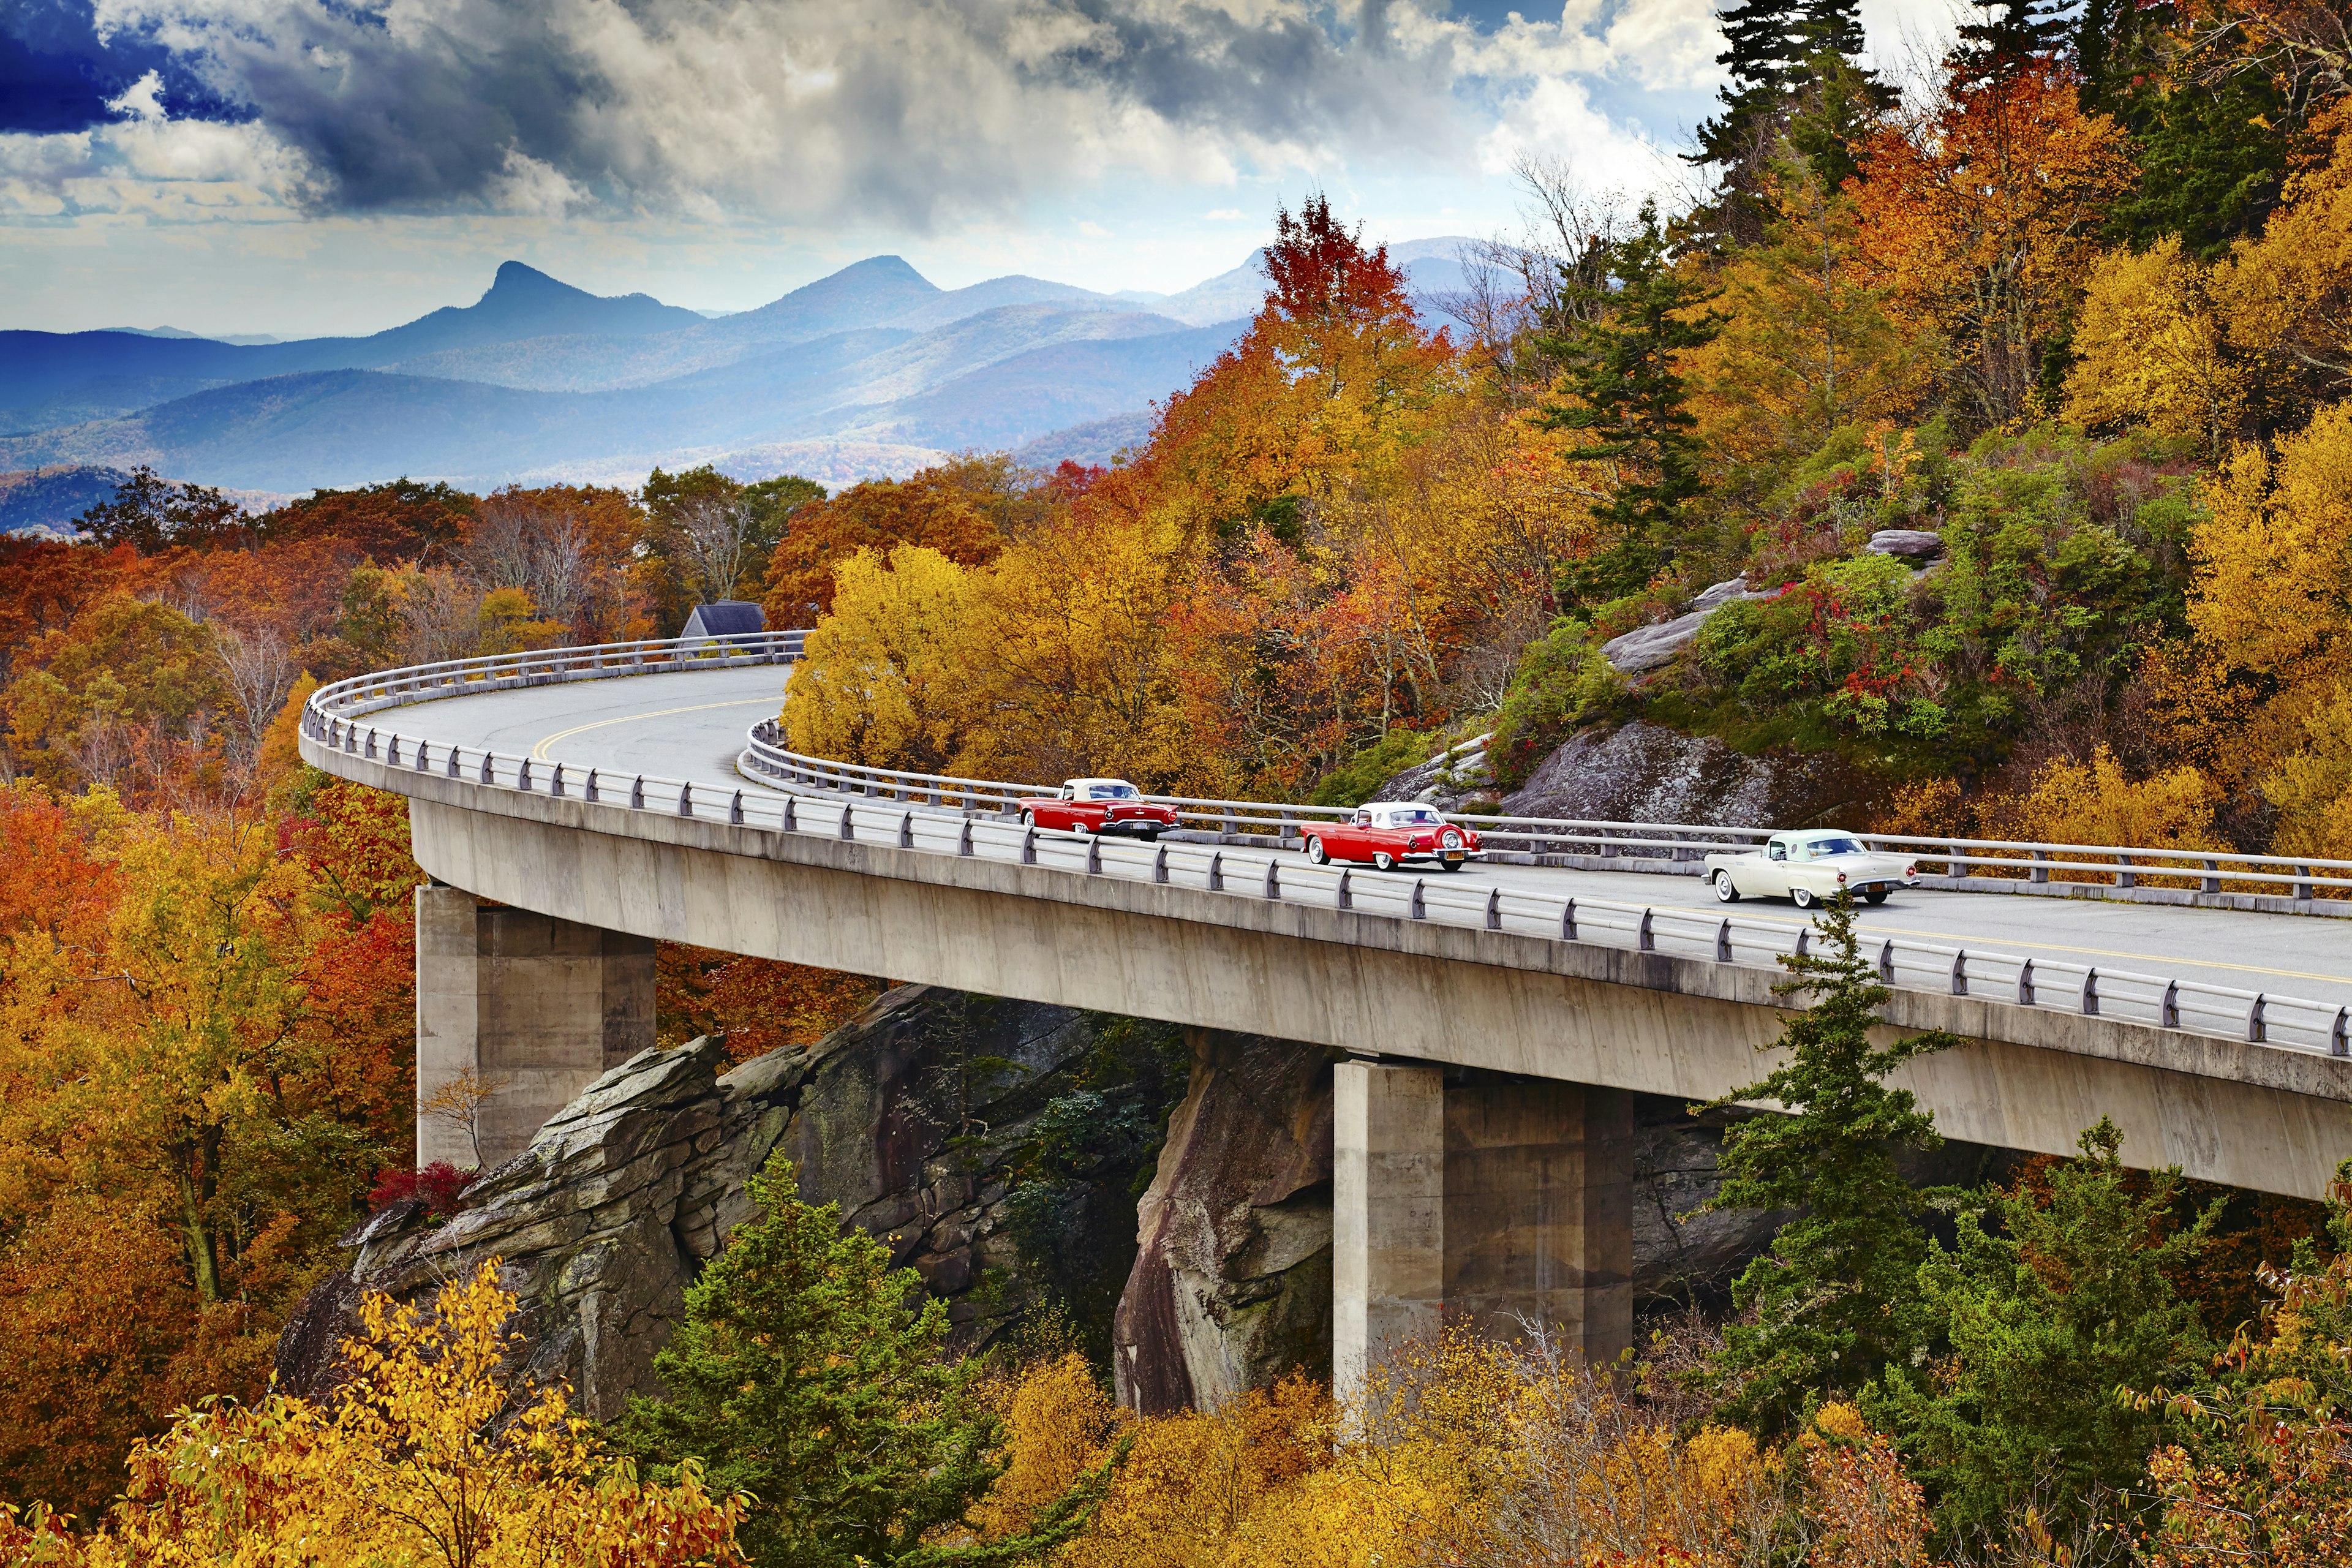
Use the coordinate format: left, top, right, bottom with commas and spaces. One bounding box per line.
1, 0, 1961, 339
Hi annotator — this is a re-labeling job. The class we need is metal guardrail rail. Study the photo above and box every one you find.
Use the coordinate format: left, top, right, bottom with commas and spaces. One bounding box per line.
304, 637, 2352, 1060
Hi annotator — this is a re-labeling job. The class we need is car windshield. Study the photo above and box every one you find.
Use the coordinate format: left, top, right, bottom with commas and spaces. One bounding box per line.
1390, 807, 1439, 825
1088, 783, 1137, 799
1807, 836, 1868, 856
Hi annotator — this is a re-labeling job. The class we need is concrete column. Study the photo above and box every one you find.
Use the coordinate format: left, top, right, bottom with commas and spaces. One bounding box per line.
1444, 1078, 1634, 1368
1332, 1058, 1446, 1406
414, 883, 656, 1170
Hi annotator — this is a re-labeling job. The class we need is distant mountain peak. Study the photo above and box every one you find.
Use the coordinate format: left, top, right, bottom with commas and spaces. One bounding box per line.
481, 260, 588, 303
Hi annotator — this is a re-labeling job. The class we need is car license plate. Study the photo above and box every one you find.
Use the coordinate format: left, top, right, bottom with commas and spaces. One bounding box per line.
1444, 851, 1465, 863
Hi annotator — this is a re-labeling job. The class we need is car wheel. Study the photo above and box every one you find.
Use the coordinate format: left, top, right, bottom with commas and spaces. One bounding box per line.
1713, 871, 1740, 903
1140, 829, 1162, 844
1864, 889, 1889, 906
1305, 835, 1329, 865
1792, 887, 1817, 910
1438, 858, 1464, 872
1374, 852, 1396, 872
1020, 809, 1035, 829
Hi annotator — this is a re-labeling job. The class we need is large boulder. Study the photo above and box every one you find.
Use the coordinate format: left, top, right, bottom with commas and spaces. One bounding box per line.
1502, 720, 1880, 833
276, 988, 1125, 1418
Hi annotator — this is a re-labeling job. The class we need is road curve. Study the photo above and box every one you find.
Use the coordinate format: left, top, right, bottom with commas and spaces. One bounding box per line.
372, 659, 2352, 1012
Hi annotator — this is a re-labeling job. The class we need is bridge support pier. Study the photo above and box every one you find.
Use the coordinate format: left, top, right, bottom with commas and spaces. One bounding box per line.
414, 884, 656, 1171
1333, 1060, 1632, 1406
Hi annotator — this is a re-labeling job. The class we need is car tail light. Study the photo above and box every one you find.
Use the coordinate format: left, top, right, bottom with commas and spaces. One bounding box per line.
1836, 872, 1847, 883
1905, 863, 1917, 876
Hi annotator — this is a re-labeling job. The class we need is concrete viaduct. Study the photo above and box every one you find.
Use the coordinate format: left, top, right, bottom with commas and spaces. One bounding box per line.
301, 643, 2352, 1395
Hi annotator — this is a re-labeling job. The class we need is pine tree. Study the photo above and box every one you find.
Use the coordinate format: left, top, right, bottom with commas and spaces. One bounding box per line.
1948, 0, 2075, 87
1535, 203, 1722, 611
1700, 889, 1963, 1434
1692, 0, 1886, 244
1868, 1118, 2218, 1545
616, 1153, 1118, 1567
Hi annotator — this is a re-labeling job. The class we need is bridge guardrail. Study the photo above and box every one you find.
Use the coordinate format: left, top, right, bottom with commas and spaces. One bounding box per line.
739, 725, 2352, 902
302, 638, 2352, 1061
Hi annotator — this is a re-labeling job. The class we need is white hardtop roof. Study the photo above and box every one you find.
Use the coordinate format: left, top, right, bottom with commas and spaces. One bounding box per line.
1363, 801, 1444, 813
1069, 777, 1136, 787
1774, 827, 1863, 841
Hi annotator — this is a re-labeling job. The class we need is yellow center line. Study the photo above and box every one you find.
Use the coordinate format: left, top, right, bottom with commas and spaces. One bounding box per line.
531, 698, 780, 760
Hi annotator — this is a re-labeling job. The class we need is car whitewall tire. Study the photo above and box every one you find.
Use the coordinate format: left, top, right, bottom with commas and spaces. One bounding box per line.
1714, 872, 1740, 902
1792, 887, 1817, 910
1305, 836, 1329, 865
1374, 852, 1396, 872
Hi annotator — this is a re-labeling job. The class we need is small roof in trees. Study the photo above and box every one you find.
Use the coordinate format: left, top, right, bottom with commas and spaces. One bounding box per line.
682, 599, 764, 643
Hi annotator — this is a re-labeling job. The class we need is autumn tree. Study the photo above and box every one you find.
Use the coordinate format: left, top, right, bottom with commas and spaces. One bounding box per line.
2065, 237, 2246, 453
1689, 161, 1913, 475
4, 1261, 748, 1565
259, 478, 475, 564
2, 592, 233, 793
72, 466, 248, 552
1852, 61, 2132, 428
780, 545, 990, 773
762, 459, 1012, 625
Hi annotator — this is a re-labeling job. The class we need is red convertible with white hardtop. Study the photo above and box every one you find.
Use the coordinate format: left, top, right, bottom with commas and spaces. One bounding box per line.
1017, 778, 1180, 840
1300, 802, 1482, 871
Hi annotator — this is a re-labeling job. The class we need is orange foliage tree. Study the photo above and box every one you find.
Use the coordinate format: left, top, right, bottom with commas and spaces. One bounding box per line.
1852, 61, 2132, 427
761, 457, 1018, 625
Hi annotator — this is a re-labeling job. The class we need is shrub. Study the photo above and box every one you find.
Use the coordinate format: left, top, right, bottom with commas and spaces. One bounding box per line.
367, 1161, 472, 1217
1489, 619, 1624, 789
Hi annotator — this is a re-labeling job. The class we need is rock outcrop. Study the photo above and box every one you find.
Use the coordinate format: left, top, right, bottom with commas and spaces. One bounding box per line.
1599, 576, 1768, 677
279, 993, 1996, 1423
276, 988, 1128, 1418
1114, 1028, 1335, 1414
1500, 720, 1881, 833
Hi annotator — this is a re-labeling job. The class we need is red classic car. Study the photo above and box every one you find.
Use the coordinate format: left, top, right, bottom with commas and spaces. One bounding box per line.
1016, 778, 1180, 840
1300, 801, 1482, 871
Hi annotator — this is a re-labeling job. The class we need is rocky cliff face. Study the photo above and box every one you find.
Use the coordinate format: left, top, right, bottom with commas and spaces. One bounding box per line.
279, 987, 1973, 1422
1113, 1028, 1336, 1414
276, 988, 1142, 1418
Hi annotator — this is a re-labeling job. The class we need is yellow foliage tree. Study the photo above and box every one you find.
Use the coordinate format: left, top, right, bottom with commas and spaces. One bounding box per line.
2263, 691, 2352, 867
1, 1259, 745, 1565
2212, 116, 2352, 418
2190, 401, 2352, 758
2066, 238, 2245, 453
780, 546, 989, 775
964, 514, 1206, 790
1978, 746, 2224, 884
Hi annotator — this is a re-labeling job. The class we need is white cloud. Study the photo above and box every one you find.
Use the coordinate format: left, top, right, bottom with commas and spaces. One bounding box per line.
8, 0, 1730, 228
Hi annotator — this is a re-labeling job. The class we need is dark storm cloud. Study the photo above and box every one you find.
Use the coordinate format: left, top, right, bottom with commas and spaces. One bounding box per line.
86, 1, 1481, 223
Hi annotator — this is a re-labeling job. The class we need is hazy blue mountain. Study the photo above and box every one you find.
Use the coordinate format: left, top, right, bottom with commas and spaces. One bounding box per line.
0, 261, 706, 410
1013, 412, 1159, 469
0, 241, 1463, 492
102, 326, 286, 345
0, 464, 127, 534
0, 307, 1242, 492
836, 320, 1243, 451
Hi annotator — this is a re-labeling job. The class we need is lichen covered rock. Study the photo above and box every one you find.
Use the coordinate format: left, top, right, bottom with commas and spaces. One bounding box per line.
276, 989, 1124, 1418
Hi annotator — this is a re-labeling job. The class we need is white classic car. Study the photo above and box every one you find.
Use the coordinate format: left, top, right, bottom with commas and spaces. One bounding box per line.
1703, 829, 1920, 908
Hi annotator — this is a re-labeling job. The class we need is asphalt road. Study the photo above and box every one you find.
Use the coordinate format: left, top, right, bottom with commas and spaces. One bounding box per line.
390, 662, 2352, 1012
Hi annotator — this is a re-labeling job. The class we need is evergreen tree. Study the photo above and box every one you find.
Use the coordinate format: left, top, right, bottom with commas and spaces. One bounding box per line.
1692, 0, 1885, 244
1700, 890, 1963, 1434
1534, 202, 1722, 610
1869, 1118, 2218, 1547
616, 1153, 1118, 1567
1948, 0, 2075, 87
